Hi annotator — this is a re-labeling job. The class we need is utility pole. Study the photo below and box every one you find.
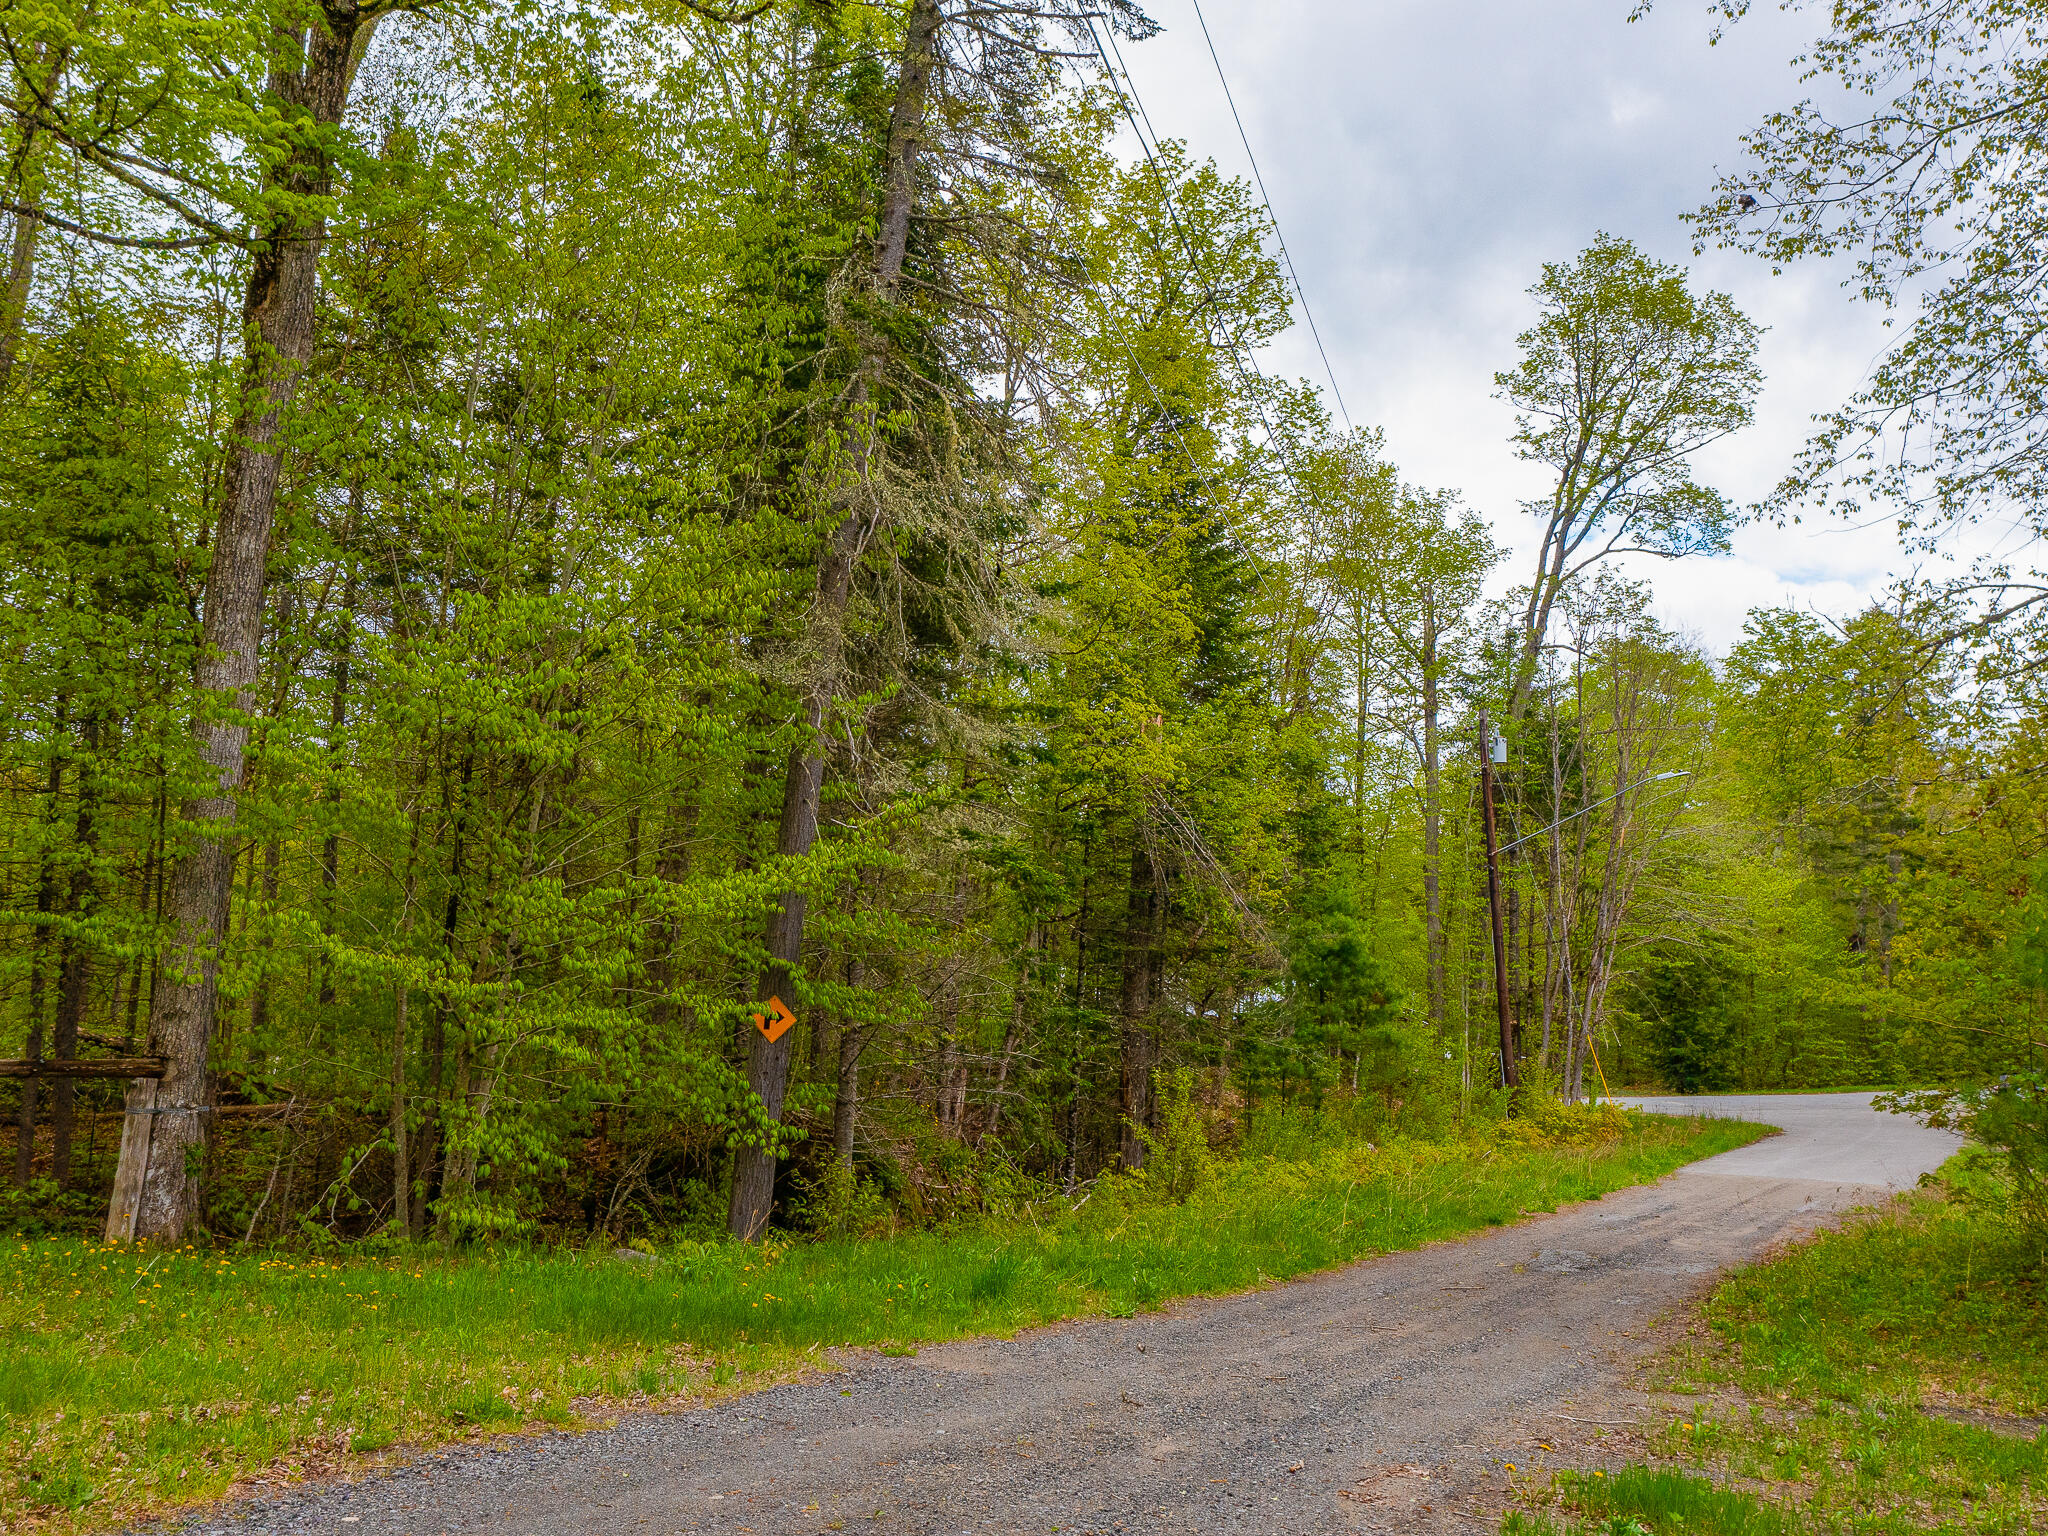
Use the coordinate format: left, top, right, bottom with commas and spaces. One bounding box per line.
1478, 711, 1518, 1091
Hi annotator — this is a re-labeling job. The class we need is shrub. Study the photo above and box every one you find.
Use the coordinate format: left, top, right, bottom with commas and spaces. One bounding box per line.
1879, 1073, 2048, 1257
1129, 1067, 1218, 1202
0, 1177, 104, 1239
1496, 1097, 1634, 1151
792, 1159, 894, 1242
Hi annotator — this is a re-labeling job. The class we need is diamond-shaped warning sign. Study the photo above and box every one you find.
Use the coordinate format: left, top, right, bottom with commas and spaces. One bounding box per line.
752, 995, 796, 1043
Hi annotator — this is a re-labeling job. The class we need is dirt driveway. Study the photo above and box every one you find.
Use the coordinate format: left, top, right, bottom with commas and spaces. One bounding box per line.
170, 1095, 1959, 1536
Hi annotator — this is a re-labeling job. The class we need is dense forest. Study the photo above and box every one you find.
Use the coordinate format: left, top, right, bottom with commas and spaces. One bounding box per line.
3, 0, 2044, 1247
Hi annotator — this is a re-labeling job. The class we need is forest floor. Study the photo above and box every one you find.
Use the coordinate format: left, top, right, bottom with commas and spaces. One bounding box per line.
0, 1114, 1760, 1534
1504, 1147, 2047, 1536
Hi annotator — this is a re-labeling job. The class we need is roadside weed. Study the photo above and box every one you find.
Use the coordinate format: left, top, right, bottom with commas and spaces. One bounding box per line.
4, 1115, 1758, 1535
1515, 1153, 2048, 1536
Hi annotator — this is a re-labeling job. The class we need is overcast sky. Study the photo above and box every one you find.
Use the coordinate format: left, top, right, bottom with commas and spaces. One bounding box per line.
1113, 0, 1932, 653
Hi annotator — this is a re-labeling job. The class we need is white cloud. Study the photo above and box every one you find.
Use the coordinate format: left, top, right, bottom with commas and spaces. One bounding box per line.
1116, 0, 1919, 650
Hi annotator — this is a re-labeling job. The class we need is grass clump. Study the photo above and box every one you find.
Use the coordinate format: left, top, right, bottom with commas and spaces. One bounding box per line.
1506, 1467, 1799, 1536
2, 1112, 1757, 1535
1513, 1148, 2048, 1536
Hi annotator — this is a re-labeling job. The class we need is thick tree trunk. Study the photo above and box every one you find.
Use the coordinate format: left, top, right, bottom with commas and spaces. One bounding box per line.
727, 745, 819, 1240
1119, 838, 1162, 1172
727, 0, 944, 1241
109, 4, 379, 1244
0, 194, 39, 389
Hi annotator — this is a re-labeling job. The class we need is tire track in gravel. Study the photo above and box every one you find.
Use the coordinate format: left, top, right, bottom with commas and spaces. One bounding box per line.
162, 1095, 1959, 1536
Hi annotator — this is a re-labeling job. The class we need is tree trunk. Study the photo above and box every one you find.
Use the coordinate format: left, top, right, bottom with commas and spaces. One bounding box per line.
1479, 716, 1519, 1091
0, 185, 40, 390
14, 746, 63, 1185
831, 951, 865, 1170
0, 45, 64, 389
387, 799, 424, 1235
979, 921, 1036, 1146
934, 874, 969, 1137
317, 567, 355, 1011
727, 0, 944, 1241
245, 837, 282, 1042
389, 982, 410, 1233
51, 715, 102, 1187
1421, 619, 1444, 1036
108, 3, 381, 1243
1119, 837, 1162, 1172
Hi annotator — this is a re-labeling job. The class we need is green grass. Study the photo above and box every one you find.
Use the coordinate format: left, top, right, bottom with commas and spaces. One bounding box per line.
1513, 1149, 2048, 1535
2, 1112, 1759, 1533
1506, 1467, 1802, 1536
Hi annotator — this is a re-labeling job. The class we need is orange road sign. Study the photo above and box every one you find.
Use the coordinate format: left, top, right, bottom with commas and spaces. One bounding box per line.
752, 995, 796, 1043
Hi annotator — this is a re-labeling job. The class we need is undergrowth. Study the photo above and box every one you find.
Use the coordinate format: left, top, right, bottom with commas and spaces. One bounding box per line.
1511, 1148, 2048, 1535
0, 1110, 1757, 1533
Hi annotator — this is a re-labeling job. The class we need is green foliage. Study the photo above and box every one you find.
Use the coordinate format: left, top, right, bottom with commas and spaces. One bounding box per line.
1629, 946, 1740, 1093
1523, 1155, 2048, 1536
792, 1160, 895, 1244
0, 1114, 1755, 1532
1498, 232, 1761, 567
0, 0, 2021, 1273
1697, 1152, 2047, 1410
1878, 1080, 2048, 1256
1127, 1067, 1217, 1202
1278, 880, 1412, 1101
0, 1179, 103, 1239
1517, 1469, 1800, 1536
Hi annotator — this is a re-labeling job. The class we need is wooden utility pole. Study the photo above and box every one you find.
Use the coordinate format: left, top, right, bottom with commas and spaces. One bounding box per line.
1478, 712, 1518, 1090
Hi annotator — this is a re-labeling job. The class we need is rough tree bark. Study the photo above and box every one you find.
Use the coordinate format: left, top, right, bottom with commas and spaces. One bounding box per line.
0, 44, 66, 390
727, 0, 945, 1241
106, 3, 383, 1243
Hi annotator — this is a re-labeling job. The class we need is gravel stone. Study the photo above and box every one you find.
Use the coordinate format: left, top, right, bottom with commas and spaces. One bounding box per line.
142, 1094, 1952, 1536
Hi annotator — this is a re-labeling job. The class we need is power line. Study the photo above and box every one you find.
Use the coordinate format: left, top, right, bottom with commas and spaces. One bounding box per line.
1186, 0, 1356, 434
1048, 49, 1302, 626
1048, 49, 1297, 621
1085, 18, 1329, 571
1087, 21, 1289, 461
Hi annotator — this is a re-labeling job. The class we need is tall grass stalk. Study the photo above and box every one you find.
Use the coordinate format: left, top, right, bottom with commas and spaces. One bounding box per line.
3, 1114, 1757, 1534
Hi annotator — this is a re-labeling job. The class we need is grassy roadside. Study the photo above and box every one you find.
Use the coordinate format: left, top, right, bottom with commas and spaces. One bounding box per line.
1506, 1149, 2048, 1536
2, 1111, 1759, 1534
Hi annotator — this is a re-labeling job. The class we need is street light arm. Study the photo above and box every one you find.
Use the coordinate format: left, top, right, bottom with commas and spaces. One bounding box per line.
1497, 770, 1693, 856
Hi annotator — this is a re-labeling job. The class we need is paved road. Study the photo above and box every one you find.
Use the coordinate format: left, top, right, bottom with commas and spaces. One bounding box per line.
1613, 1092, 1961, 1189
176, 1095, 1960, 1536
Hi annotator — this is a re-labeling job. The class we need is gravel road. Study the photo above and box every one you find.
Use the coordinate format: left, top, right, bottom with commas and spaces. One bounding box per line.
169, 1094, 1958, 1536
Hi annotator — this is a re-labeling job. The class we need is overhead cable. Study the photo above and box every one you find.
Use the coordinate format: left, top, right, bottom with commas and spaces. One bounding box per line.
1186, 0, 1356, 433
